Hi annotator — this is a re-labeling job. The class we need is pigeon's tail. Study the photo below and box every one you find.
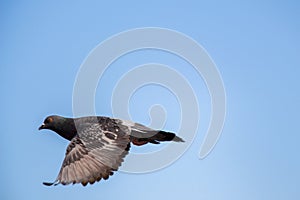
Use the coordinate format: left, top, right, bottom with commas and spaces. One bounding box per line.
151, 131, 184, 143
131, 130, 184, 146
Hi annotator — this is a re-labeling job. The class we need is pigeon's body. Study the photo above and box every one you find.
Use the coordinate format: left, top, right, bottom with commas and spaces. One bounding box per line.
39, 115, 184, 186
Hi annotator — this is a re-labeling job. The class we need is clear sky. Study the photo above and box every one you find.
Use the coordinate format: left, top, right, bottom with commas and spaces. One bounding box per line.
1, 1, 300, 200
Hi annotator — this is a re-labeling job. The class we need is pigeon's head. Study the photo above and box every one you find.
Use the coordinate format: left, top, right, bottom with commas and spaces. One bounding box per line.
39, 115, 64, 131
39, 115, 76, 140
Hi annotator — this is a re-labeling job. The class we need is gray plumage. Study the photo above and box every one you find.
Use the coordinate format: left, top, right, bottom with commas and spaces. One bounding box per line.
39, 115, 184, 186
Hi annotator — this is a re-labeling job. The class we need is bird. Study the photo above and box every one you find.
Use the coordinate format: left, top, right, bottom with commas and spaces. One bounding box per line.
38, 115, 184, 186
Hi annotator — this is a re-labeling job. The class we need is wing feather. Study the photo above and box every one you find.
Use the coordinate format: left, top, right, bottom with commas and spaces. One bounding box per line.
48, 120, 130, 186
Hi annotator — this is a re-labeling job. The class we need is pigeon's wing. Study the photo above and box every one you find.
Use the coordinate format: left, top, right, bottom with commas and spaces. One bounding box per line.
115, 119, 157, 138
44, 122, 130, 186
115, 119, 184, 145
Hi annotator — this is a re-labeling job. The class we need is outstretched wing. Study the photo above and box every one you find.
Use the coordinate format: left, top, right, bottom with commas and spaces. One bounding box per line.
44, 122, 130, 186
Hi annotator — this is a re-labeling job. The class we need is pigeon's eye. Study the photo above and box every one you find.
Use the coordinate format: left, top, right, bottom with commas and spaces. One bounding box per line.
45, 117, 53, 124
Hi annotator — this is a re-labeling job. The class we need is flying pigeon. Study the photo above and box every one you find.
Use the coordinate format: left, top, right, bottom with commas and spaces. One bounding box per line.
38, 115, 184, 186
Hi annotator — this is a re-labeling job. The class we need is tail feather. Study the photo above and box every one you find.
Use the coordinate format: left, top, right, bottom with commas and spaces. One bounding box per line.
131, 130, 184, 146
172, 135, 185, 142
151, 131, 184, 142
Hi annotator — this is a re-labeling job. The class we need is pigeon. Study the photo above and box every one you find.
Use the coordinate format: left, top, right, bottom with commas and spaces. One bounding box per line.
38, 115, 184, 186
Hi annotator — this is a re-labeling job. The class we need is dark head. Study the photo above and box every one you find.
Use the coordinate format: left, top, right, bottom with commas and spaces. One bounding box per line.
39, 115, 64, 131
39, 115, 76, 141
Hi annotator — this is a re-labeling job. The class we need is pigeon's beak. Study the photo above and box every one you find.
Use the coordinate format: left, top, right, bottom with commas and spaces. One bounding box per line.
38, 123, 45, 130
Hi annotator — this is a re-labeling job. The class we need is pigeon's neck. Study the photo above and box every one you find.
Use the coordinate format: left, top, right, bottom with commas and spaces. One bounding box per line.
53, 118, 77, 141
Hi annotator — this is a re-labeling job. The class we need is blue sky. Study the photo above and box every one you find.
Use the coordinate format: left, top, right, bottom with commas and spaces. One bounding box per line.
1, 1, 300, 200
